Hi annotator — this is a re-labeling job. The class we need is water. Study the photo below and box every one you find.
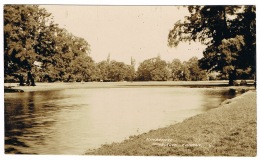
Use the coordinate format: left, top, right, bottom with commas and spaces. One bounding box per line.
4, 86, 238, 154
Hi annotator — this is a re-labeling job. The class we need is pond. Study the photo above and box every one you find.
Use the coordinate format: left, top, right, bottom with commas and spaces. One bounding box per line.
4, 85, 238, 154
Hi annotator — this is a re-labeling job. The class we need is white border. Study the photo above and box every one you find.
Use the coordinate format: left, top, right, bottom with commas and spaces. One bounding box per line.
1, 0, 258, 5
0, 1, 259, 160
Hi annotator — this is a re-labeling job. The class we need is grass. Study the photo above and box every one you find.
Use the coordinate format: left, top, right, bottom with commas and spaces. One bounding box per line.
86, 91, 256, 156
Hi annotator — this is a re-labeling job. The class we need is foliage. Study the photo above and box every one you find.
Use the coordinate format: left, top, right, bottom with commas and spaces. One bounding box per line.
5, 5, 246, 84
40, 28, 93, 82
96, 61, 110, 81
168, 59, 183, 80
108, 61, 128, 82
4, 5, 52, 85
4, 5, 93, 83
186, 57, 208, 81
168, 57, 207, 81
96, 60, 135, 82
124, 65, 136, 81
168, 5, 256, 85
136, 57, 170, 81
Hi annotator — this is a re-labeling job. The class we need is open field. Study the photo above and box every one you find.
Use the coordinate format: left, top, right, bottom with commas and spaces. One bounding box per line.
86, 91, 257, 156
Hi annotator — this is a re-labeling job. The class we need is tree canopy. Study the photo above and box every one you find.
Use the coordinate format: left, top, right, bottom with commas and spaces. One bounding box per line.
4, 5, 93, 84
4, 5, 52, 85
168, 57, 207, 81
168, 6, 256, 85
136, 56, 170, 81
96, 60, 135, 82
5, 5, 253, 85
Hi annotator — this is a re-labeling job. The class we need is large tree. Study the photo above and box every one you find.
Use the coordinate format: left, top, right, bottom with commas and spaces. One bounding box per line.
96, 60, 135, 82
41, 28, 92, 82
4, 5, 53, 85
168, 58, 185, 81
4, 5, 93, 84
186, 57, 208, 81
96, 60, 110, 81
168, 57, 207, 81
136, 57, 170, 81
168, 6, 256, 85
108, 61, 127, 82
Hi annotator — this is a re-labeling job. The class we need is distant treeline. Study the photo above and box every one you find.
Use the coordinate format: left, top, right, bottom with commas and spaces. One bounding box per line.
4, 5, 255, 85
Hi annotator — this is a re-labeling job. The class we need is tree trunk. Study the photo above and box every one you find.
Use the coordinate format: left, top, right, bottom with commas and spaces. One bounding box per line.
228, 70, 236, 86
228, 76, 234, 86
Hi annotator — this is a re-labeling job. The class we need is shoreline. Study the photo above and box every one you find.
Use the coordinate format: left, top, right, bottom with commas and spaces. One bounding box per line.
4, 81, 255, 92
85, 91, 256, 156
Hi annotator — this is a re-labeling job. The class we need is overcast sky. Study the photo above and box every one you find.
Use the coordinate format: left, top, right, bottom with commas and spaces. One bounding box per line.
42, 5, 207, 65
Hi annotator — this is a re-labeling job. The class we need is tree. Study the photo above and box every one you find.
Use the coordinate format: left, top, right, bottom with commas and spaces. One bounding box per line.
96, 60, 110, 81
180, 61, 191, 81
168, 57, 207, 81
168, 58, 183, 80
4, 5, 93, 84
168, 6, 256, 85
137, 57, 170, 81
217, 35, 246, 84
136, 60, 153, 81
55, 30, 91, 82
108, 61, 127, 82
124, 65, 136, 81
186, 57, 208, 81
71, 55, 96, 82
4, 5, 53, 85
233, 6, 256, 80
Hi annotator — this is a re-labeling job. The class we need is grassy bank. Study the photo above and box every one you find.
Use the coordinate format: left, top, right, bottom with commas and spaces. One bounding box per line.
86, 91, 256, 156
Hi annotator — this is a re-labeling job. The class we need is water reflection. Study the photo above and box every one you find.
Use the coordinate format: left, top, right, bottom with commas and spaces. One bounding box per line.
5, 87, 238, 154
5, 91, 69, 154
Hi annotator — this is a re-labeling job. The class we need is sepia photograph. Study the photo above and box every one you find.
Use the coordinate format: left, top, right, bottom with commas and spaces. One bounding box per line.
2, 1, 257, 159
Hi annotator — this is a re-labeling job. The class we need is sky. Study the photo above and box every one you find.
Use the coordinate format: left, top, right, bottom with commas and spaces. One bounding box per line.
41, 5, 207, 65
